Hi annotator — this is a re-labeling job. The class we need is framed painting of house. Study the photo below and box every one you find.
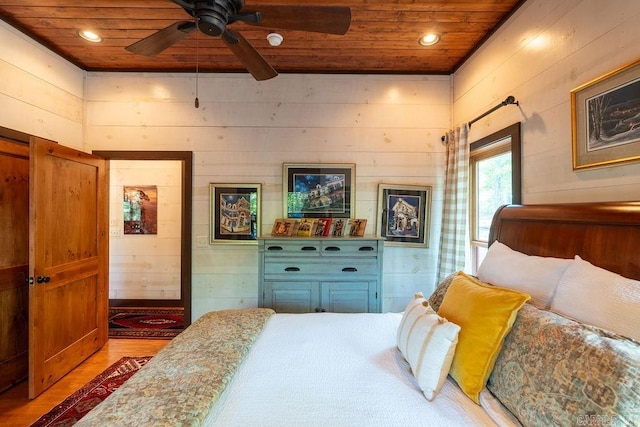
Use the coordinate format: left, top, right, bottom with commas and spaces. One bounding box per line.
377, 184, 432, 247
210, 183, 261, 244
571, 57, 640, 170
283, 163, 355, 219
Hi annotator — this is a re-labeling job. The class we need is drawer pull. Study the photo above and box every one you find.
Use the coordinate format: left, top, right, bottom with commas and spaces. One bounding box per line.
284, 267, 300, 272
267, 246, 284, 251
301, 246, 317, 251
359, 246, 375, 251
342, 267, 358, 272
325, 246, 341, 252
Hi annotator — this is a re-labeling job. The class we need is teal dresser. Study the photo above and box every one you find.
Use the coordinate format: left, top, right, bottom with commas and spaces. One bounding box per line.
258, 237, 384, 313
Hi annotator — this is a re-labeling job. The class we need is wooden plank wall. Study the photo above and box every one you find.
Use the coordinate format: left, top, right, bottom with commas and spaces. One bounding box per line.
108, 160, 183, 300
453, 0, 640, 203
0, 21, 84, 148
83, 73, 451, 316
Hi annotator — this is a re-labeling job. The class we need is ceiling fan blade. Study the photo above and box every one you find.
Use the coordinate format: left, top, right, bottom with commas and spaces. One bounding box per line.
222, 29, 278, 81
239, 6, 351, 35
126, 21, 196, 56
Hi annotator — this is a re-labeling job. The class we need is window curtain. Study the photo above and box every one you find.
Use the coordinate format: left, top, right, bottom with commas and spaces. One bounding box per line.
436, 123, 470, 283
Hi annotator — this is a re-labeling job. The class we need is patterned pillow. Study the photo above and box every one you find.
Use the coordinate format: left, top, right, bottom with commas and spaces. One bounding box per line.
427, 271, 458, 311
488, 304, 640, 426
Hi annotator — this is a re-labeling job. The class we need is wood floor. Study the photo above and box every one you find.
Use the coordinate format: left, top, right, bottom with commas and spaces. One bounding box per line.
0, 339, 169, 427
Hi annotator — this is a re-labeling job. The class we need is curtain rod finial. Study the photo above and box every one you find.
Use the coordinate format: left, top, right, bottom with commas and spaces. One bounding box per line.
504, 95, 518, 106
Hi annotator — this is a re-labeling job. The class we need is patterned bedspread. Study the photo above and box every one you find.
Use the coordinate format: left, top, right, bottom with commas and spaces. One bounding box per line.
76, 308, 275, 427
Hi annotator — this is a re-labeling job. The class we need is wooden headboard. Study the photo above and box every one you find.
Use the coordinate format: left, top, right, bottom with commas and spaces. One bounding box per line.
488, 202, 640, 281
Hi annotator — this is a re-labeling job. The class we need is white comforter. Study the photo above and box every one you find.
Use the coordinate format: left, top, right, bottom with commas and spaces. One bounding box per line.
205, 312, 506, 427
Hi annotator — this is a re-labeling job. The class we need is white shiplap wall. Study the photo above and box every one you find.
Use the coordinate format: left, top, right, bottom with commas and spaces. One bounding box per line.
4, 0, 640, 320
83, 73, 451, 318
453, 0, 640, 203
108, 160, 183, 300
0, 20, 84, 148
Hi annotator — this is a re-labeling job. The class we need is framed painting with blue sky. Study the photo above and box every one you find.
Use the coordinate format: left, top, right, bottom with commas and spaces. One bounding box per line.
283, 163, 355, 219
377, 184, 432, 247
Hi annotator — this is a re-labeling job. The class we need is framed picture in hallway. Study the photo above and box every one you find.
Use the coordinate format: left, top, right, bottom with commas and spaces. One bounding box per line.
123, 185, 158, 235
210, 183, 261, 244
283, 163, 355, 219
571, 58, 640, 170
377, 184, 432, 247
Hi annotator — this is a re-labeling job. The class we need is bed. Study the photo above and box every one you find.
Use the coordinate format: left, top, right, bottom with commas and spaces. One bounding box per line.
77, 202, 640, 427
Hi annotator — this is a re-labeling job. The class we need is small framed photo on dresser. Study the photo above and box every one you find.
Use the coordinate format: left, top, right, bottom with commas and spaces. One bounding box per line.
331, 218, 347, 237
314, 218, 333, 237
348, 219, 368, 237
296, 218, 316, 237
271, 219, 296, 237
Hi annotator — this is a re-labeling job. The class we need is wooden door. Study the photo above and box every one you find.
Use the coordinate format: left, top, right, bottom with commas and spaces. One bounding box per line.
0, 139, 30, 393
28, 137, 108, 398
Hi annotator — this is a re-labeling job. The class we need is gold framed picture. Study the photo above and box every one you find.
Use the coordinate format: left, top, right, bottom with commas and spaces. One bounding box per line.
571, 58, 640, 170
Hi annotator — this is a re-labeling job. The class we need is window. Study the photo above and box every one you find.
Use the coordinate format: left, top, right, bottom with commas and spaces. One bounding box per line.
469, 123, 521, 273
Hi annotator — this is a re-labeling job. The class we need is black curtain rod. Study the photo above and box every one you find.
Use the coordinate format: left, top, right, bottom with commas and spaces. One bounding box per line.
441, 96, 519, 144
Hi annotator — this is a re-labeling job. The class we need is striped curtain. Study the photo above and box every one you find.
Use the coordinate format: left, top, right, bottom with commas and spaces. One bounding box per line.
436, 124, 470, 283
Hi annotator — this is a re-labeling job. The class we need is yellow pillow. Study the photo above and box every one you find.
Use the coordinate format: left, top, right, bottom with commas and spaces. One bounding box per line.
437, 272, 530, 403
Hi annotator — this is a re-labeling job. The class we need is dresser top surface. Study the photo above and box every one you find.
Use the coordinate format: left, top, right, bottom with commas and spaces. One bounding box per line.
259, 236, 384, 241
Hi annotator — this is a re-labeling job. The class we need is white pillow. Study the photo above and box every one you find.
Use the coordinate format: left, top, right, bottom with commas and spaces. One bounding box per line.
397, 293, 461, 401
477, 241, 573, 309
551, 256, 640, 342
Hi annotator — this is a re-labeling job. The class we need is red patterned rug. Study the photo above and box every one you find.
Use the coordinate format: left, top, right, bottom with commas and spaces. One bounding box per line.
108, 307, 184, 339
30, 356, 151, 427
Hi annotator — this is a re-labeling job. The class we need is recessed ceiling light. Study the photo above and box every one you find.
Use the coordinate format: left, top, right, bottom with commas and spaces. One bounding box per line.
419, 33, 440, 46
77, 29, 102, 43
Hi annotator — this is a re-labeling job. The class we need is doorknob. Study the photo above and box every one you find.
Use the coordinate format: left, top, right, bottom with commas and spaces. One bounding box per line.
36, 275, 51, 284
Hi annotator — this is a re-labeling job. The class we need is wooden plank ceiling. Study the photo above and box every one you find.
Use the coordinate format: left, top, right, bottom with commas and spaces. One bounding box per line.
0, 0, 525, 75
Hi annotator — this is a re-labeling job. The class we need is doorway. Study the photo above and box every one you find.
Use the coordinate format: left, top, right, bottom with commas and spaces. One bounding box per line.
93, 151, 193, 326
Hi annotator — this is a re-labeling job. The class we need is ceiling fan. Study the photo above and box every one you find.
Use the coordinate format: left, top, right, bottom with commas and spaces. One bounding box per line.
125, 0, 352, 81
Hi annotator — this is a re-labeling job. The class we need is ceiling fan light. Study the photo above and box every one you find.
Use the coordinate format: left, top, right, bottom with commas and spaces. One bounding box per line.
419, 33, 440, 46
267, 33, 283, 47
77, 29, 102, 43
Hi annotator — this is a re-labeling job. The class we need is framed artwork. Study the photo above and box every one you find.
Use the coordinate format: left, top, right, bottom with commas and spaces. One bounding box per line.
331, 218, 347, 237
377, 184, 432, 247
271, 219, 297, 237
210, 183, 261, 244
314, 218, 332, 237
571, 58, 640, 170
123, 185, 158, 235
283, 163, 355, 219
296, 218, 316, 237
348, 218, 368, 237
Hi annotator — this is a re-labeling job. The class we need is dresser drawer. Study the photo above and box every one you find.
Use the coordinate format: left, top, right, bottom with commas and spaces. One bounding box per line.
263, 240, 321, 257
264, 258, 379, 276
320, 240, 378, 257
